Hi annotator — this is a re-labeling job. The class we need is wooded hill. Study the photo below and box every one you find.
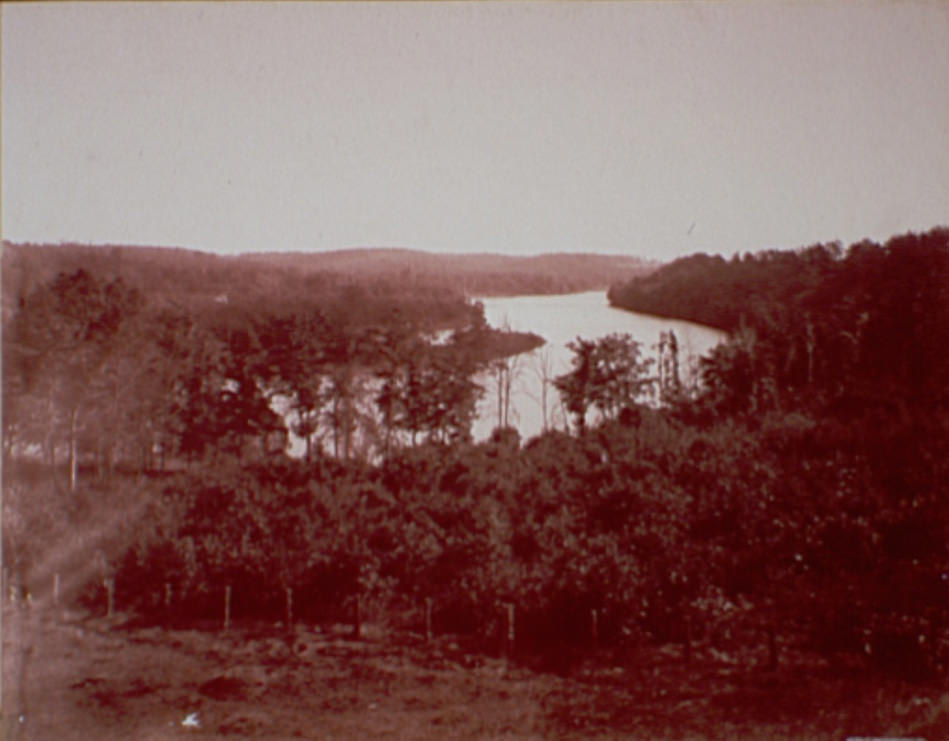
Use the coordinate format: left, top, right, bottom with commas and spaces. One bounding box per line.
1, 242, 653, 324
242, 248, 654, 297
609, 227, 949, 411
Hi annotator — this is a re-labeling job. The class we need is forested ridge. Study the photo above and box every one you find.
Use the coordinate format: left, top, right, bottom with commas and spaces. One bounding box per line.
2, 242, 652, 323
242, 248, 654, 297
609, 227, 949, 413
3, 229, 948, 733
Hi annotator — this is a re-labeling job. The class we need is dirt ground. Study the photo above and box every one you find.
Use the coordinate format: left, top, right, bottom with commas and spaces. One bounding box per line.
2, 604, 947, 740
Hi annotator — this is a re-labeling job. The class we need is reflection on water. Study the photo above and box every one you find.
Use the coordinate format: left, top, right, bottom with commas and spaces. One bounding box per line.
473, 291, 727, 441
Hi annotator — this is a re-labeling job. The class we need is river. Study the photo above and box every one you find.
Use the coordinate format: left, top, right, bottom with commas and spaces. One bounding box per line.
278, 291, 726, 456
471, 291, 727, 441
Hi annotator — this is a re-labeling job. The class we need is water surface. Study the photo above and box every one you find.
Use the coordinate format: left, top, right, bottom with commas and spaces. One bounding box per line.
473, 291, 727, 441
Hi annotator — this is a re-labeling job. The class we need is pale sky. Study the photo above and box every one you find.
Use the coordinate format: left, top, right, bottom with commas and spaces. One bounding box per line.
2, 2, 947, 261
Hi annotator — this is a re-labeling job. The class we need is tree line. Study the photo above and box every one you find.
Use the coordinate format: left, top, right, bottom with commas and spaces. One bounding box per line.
1, 242, 652, 325
609, 227, 949, 412
2, 263, 548, 486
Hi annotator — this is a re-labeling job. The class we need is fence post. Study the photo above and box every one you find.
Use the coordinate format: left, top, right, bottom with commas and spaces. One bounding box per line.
425, 597, 433, 643
684, 613, 692, 664
505, 602, 516, 657
224, 585, 232, 633
285, 587, 294, 628
352, 594, 361, 640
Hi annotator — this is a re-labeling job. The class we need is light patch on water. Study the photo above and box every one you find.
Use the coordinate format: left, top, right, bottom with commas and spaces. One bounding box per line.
474, 291, 727, 440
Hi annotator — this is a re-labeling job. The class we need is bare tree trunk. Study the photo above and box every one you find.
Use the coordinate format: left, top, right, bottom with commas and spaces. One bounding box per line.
658, 332, 666, 395
503, 368, 512, 428
496, 364, 504, 428
540, 380, 548, 431
494, 357, 518, 429
533, 348, 554, 433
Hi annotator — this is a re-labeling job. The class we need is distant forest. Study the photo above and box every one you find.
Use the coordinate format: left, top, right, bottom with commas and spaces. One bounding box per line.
1, 242, 653, 325
3, 228, 948, 687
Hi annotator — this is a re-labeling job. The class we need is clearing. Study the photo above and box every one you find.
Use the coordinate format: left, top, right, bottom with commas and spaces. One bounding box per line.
2, 605, 947, 740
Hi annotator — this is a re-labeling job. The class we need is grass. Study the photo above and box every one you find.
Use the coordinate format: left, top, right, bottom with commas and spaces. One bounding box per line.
3, 604, 947, 740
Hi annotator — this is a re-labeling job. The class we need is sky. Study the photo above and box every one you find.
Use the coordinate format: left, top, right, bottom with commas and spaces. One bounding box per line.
2, 1, 947, 262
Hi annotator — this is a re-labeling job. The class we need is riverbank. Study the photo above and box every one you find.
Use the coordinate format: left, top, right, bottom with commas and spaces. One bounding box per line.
468, 327, 545, 365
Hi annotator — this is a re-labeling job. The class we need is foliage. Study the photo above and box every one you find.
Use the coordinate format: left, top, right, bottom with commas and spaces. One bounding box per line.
4, 227, 948, 682
553, 333, 655, 433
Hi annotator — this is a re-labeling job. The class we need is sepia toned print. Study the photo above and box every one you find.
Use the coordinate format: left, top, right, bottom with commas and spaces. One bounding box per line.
2, 2, 948, 739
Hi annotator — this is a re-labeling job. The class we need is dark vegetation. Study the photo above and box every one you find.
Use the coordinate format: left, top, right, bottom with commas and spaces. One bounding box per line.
1, 242, 652, 325
3, 229, 949, 735
241, 247, 655, 297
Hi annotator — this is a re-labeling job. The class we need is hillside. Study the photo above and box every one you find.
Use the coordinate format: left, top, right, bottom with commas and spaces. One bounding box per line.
242, 248, 654, 296
1, 242, 654, 323
608, 227, 949, 405
608, 228, 949, 334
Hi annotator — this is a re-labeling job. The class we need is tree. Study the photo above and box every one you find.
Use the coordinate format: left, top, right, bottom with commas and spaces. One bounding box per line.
257, 311, 333, 461
554, 334, 655, 434
163, 311, 285, 463
9, 269, 142, 489
425, 345, 483, 445
694, 325, 779, 420
657, 330, 681, 400
321, 329, 377, 461
374, 335, 483, 450
490, 353, 522, 430
527, 345, 559, 433
554, 338, 597, 434
588, 333, 655, 420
